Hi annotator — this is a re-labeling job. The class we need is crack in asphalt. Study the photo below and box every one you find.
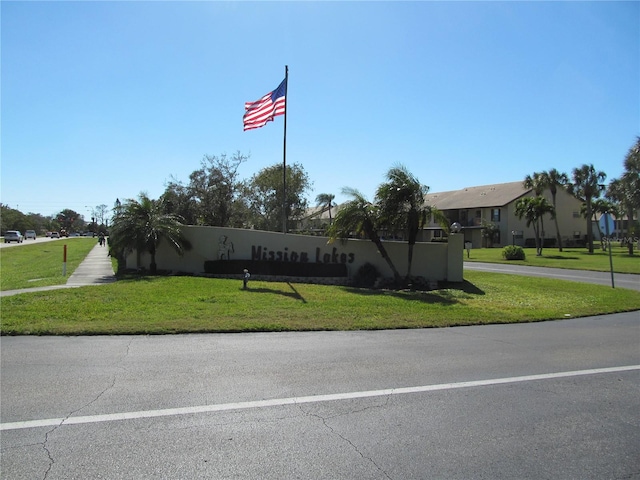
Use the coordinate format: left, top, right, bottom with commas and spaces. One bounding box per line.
296, 394, 394, 479
38, 337, 134, 480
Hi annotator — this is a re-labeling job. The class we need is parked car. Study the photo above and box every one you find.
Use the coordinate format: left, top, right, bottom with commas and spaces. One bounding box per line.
50, 232, 60, 238
25, 230, 37, 240
4, 230, 24, 243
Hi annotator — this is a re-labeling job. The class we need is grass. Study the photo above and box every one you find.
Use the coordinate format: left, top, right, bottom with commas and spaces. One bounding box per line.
0, 238, 100, 291
465, 246, 640, 274
2, 272, 640, 335
2, 239, 638, 336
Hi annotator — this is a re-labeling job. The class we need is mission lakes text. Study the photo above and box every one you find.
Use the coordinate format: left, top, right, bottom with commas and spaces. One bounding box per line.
251, 245, 355, 264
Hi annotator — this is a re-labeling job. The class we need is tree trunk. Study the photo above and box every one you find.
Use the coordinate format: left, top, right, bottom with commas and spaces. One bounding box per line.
150, 247, 157, 274
586, 199, 594, 253
406, 224, 419, 280
534, 220, 542, 256
627, 206, 635, 255
552, 193, 563, 251
371, 235, 401, 282
406, 243, 414, 280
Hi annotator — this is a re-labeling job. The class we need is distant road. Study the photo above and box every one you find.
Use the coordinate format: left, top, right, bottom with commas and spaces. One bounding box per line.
0, 236, 59, 248
465, 261, 640, 291
0, 236, 90, 249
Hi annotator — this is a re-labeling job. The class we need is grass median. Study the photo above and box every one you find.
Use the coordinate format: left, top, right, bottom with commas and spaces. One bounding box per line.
464, 246, 639, 274
2, 271, 640, 335
0, 238, 101, 291
2, 240, 639, 335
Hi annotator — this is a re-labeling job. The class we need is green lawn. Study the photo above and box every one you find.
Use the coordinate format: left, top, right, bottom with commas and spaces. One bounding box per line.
2, 239, 638, 336
0, 238, 99, 291
2, 272, 640, 335
465, 246, 640, 274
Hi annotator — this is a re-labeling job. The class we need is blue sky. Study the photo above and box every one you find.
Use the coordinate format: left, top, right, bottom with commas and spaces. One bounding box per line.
2, 1, 638, 221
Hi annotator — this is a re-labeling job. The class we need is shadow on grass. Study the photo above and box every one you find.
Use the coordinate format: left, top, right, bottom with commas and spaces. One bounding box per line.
451, 280, 486, 295
116, 273, 164, 283
241, 282, 307, 303
341, 280, 485, 305
543, 255, 580, 260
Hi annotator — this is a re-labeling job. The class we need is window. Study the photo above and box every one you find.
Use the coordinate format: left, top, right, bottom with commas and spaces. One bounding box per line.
491, 208, 501, 222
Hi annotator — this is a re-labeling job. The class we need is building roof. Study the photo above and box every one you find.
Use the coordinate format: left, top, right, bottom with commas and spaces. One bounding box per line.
297, 204, 340, 221
424, 181, 531, 210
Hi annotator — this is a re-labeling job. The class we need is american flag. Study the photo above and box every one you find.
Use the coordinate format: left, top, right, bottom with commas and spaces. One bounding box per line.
243, 78, 286, 131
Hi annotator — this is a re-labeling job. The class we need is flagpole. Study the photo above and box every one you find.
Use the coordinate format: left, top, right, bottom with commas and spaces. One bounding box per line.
282, 65, 289, 234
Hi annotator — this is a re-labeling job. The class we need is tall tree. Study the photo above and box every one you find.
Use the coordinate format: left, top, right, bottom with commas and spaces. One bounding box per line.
94, 204, 109, 227
569, 164, 606, 254
326, 187, 401, 282
0, 204, 28, 233
315, 193, 336, 225
589, 199, 616, 251
188, 152, 248, 227
375, 165, 447, 279
161, 152, 248, 227
523, 173, 547, 247
56, 209, 83, 233
109, 193, 191, 274
515, 196, 554, 256
538, 169, 569, 251
244, 163, 311, 232
523, 172, 545, 196
607, 137, 640, 255
161, 176, 198, 225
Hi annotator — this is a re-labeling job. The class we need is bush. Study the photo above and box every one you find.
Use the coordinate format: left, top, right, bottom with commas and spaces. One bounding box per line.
502, 245, 526, 260
353, 262, 380, 288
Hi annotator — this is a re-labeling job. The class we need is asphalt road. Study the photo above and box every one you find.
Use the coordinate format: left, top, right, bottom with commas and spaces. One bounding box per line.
0, 236, 83, 249
465, 261, 640, 291
2, 312, 639, 479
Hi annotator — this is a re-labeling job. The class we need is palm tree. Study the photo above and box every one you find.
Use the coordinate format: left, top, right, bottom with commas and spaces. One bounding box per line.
375, 165, 448, 279
569, 164, 606, 254
608, 179, 637, 255
326, 187, 401, 282
109, 193, 191, 274
315, 193, 336, 225
589, 199, 615, 250
523, 172, 545, 196
607, 137, 640, 255
524, 170, 569, 251
538, 169, 569, 251
515, 196, 555, 256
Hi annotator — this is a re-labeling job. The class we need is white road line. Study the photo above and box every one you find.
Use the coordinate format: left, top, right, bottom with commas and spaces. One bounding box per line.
2, 365, 638, 432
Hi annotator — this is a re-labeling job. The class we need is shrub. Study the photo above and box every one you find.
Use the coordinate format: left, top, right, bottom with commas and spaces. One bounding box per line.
353, 262, 380, 288
502, 245, 526, 260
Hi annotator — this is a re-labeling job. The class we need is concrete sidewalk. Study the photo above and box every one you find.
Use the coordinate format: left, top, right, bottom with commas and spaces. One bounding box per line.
1, 243, 116, 297
66, 242, 116, 286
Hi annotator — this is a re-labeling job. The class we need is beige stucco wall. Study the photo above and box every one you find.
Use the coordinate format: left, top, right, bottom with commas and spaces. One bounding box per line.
127, 226, 464, 283
450, 188, 587, 249
502, 188, 586, 247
